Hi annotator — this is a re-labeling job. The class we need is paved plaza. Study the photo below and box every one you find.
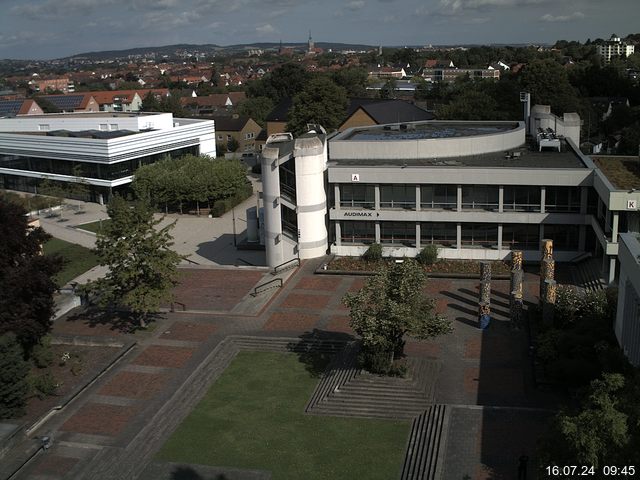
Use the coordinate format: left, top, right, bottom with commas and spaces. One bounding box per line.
0, 255, 561, 480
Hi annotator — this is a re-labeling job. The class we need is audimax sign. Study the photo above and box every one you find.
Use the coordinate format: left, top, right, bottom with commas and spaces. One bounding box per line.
342, 211, 380, 217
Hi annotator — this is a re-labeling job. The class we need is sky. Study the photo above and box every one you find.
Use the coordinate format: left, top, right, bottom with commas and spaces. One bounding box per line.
0, 0, 638, 60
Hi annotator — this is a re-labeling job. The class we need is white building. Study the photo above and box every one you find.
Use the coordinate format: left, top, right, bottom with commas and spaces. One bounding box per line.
598, 34, 635, 64
0, 112, 215, 204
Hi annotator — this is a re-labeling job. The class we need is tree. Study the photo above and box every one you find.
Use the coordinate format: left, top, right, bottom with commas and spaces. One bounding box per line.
227, 137, 240, 153
0, 200, 61, 352
84, 196, 183, 328
237, 96, 274, 127
332, 67, 369, 97
518, 59, 581, 114
343, 260, 453, 374
286, 77, 348, 135
246, 63, 309, 103
141, 91, 160, 111
437, 89, 502, 120
0, 333, 30, 419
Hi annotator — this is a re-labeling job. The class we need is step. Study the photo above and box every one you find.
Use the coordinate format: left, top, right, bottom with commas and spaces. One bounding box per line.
333, 385, 430, 400
310, 405, 422, 419
401, 405, 448, 480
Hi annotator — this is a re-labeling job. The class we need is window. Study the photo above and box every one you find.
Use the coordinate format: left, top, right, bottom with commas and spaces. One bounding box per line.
503, 186, 541, 212
226, 134, 232, 141
341, 221, 375, 244
421, 185, 457, 209
380, 184, 415, 209
380, 222, 415, 245
461, 223, 498, 248
245, 132, 255, 140
462, 186, 499, 210
281, 205, 298, 240
340, 184, 375, 209
279, 161, 296, 202
217, 135, 223, 140
545, 186, 581, 213
109, 123, 118, 131
99, 124, 108, 131
543, 224, 579, 250
421, 222, 457, 247
38, 124, 50, 131
502, 224, 539, 250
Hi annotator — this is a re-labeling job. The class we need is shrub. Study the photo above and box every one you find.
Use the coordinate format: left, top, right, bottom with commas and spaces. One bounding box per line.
416, 245, 439, 265
0, 334, 30, 419
362, 243, 383, 262
31, 335, 54, 368
30, 372, 59, 399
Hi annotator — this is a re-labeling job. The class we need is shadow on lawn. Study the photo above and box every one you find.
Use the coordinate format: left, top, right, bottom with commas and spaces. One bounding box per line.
171, 467, 228, 480
288, 329, 356, 378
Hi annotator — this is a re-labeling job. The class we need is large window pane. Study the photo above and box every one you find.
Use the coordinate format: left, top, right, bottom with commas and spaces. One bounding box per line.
461, 223, 498, 248
421, 185, 457, 209
420, 222, 457, 247
545, 186, 581, 213
462, 186, 499, 211
380, 184, 415, 209
380, 222, 415, 245
341, 221, 375, 244
340, 184, 375, 209
503, 186, 541, 212
281, 205, 298, 240
279, 161, 296, 202
543, 224, 580, 250
502, 224, 539, 250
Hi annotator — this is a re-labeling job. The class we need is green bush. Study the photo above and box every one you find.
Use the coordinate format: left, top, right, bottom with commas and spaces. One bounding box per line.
31, 336, 54, 368
362, 243, 383, 262
30, 372, 59, 400
416, 245, 439, 265
0, 334, 30, 419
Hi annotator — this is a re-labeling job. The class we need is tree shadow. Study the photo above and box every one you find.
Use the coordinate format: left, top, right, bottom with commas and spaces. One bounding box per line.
195, 234, 266, 266
64, 306, 163, 333
287, 329, 356, 378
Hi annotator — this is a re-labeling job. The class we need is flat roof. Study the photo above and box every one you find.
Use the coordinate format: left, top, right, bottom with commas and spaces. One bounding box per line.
3, 112, 164, 119
329, 144, 587, 169
592, 156, 640, 190
342, 122, 519, 141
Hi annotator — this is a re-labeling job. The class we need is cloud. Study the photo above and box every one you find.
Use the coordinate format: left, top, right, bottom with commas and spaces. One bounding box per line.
463, 16, 491, 24
141, 10, 199, 29
540, 11, 585, 22
12, 0, 115, 19
437, 0, 552, 15
346, 0, 365, 10
255, 23, 277, 35
415, 6, 430, 15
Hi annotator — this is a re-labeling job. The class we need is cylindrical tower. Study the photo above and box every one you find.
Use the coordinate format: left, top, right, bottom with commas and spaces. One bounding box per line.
294, 136, 328, 260
261, 144, 284, 268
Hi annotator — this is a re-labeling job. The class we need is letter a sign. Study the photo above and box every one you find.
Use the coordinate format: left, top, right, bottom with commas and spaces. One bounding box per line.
351, 173, 360, 182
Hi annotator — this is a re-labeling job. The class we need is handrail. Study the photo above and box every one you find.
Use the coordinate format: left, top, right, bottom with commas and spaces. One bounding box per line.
252, 278, 283, 296
170, 301, 186, 312
273, 257, 300, 275
183, 257, 200, 265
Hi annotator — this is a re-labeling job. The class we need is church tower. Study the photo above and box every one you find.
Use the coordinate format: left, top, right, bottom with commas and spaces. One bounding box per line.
307, 31, 314, 54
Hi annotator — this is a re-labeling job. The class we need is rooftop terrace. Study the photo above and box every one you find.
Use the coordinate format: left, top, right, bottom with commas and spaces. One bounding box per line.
343, 122, 519, 141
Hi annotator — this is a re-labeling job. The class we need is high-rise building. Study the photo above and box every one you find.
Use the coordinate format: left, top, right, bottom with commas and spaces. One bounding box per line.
598, 34, 635, 64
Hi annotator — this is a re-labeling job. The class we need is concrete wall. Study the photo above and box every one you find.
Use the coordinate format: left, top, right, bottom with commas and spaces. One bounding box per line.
530, 105, 581, 147
0, 112, 174, 132
615, 233, 640, 366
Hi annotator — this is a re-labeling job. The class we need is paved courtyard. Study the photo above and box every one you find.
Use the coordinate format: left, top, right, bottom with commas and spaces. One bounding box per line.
6, 258, 558, 480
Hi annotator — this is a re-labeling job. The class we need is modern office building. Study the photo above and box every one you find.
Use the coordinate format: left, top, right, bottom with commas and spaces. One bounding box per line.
260, 107, 640, 287
598, 34, 635, 64
615, 232, 640, 367
0, 112, 216, 203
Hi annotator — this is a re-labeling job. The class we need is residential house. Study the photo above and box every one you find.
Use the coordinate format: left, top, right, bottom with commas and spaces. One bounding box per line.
87, 89, 169, 112
180, 92, 247, 116
598, 34, 635, 64
0, 99, 44, 117
210, 115, 262, 153
339, 98, 435, 131
265, 97, 293, 136
38, 93, 99, 113
29, 77, 75, 94
368, 65, 407, 79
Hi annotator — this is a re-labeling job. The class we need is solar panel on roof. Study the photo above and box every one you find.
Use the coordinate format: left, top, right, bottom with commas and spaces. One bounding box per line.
43, 95, 84, 110
0, 100, 23, 116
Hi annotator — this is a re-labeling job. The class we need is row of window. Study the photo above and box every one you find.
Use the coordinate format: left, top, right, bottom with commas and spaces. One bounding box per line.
339, 221, 580, 250
338, 184, 584, 213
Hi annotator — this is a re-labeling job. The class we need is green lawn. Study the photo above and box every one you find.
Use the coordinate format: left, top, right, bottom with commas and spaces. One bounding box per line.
43, 238, 99, 286
158, 351, 409, 480
76, 219, 111, 234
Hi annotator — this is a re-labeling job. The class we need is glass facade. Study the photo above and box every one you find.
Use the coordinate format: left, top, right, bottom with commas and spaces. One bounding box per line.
380, 222, 415, 245
502, 224, 539, 250
462, 186, 499, 211
543, 224, 580, 250
380, 184, 415, 209
545, 186, 581, 213
503, 186, 541, 212
421, 185, 456, 209
461, 223, 498, 248
340, 184, 375, 209
281, 205, 298, 240
0, 146, 198, 181
420, 222, 457, 247
341, 221, 375, 244
279, 161, 296, 202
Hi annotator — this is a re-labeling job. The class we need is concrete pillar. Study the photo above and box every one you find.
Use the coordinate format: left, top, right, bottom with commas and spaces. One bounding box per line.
456, 223, 462, 249
539, 224, 545, 249
335, 222, 341, 247
497, 224, 503, 253
415, 223, 421, 249
605, 208, 612, 234
498, 186, 504, 213
374, 185, 380, 211
457, 185, 462, 212
612, 212, 619, 243
540, 186, 546, 213
261, 147, 284, 268
542, 279, 557, 325
334, 184, 341, 211
580, 186, 588, 215
609, 257, 617, 284
375, 221, 381, 243
415, 185, 421, 212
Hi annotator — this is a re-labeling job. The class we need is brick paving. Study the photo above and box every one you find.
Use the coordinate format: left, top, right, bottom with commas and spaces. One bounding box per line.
31, 455, 79, 476
132, 345, 195, 369
98, 371, 171, 399
61, 403, 138, 437
16, 259, 558, 480
171, 269, 265, 311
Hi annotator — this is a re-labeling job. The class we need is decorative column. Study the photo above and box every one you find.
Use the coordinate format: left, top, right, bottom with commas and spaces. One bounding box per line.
479, 261, 492, 329
510, 250, 524, 329
539, 239, 555, 305
542, 279, 557, 325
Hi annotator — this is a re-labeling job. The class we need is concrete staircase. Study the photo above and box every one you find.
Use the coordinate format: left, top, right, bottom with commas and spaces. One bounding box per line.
400, 405, 449, 480
570, 257, 606, 292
